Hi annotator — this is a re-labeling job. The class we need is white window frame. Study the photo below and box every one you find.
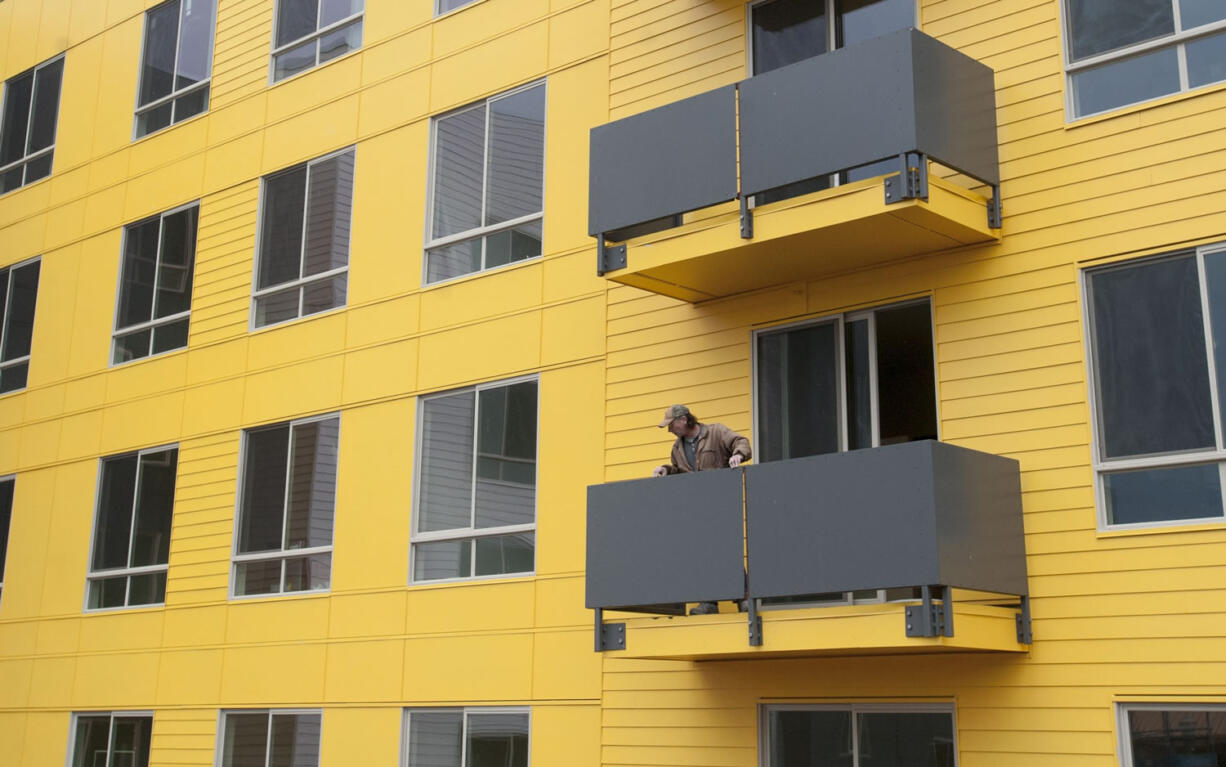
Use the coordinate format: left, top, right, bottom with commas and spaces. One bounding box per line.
68, 711, 156, 767
0, 54, 64, 193
759, 702, 958, 767
435, 0, 482, 16
84, 444, 179, 612
1060, 0, 1226, 120
111, 201, 198, 366
0, 474, 13, 606
215, 709, 323, 767
410, 374, 539, 585
1116, 702, 1226, 767
268, 0, 364, 84
401, 707, 531, 767
423, 80, 547, 286
230, 413, 340, 599
132, 0, 217, 140
1082, 242, 1226, 531
746, 0, 921, 74
0, 255, 42, 394
250, 146, 355, 330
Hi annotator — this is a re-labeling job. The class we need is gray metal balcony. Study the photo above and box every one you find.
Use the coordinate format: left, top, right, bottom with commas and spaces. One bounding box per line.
586, 441, 1030, 658
588, 29, 1002, 302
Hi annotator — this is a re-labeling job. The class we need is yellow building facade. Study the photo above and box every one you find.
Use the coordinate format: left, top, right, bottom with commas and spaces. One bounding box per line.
0, 0, 1224, 765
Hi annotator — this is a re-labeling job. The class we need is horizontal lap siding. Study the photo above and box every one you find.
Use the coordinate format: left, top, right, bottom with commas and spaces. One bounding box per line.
166, 434, 239, 604
600, 0, 1226, 764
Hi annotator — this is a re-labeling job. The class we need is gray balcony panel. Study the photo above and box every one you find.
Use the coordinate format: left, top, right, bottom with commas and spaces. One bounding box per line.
586, 468, 745, 609
744, 441, 1026, 599
588, 85, 738, 237
739, 28, 999, 197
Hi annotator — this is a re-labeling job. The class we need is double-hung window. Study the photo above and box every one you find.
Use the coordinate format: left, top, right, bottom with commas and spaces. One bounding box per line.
1063, 0, 1226, 118
0, 476, 13, 605
425, 83, 545, 284
219, 710, 321, 767
1117, 703, 1226, 766
234, 415, 338, 597
69, 712, 153, 767
1085, 244, 1226, 529
271, 0, 363, 82
403, 708, 529, 767
749, 0, 915, 201
253, 148, 354, 328
87, 447, 178, 610
134, 0, 216, 138
113, 204, 198, 364
762, 704, 956, 767
0, 55, 63, 193
0, 257, 41, 394
413, 378, 537, 582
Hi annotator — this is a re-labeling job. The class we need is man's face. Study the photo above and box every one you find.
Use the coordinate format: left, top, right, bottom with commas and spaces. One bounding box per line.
667, 416, 688, 437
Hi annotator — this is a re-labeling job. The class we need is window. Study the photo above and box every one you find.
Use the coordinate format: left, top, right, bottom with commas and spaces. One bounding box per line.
403, 709, 529, 767
219, 710, 321, 767
70, 713, 153, 767
1064, 0, 1226, 118
0, 55, 63, 193
233, 415, 338, 597
762, 704, 955, 767
0, 257, 41, 394
0, 476, 13, 604
87, 447, 178, 610
425, 82, 545, 284
1118, 704, 1226, 767
749, 0, 914, 200
253, 148, 354, 328
271, 0, 363, 82
755, 300, 936, 462
113, 204, 198, 364
436, 0, 480, 14
134, 0, 216, 137
1085, 244, 1226, 529
413, 378, 537, 582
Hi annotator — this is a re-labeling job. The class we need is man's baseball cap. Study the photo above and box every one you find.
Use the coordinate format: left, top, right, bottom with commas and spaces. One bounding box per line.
658, 404, 691, 427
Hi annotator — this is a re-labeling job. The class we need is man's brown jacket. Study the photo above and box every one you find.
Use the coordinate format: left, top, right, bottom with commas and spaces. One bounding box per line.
662, 422, 752, 473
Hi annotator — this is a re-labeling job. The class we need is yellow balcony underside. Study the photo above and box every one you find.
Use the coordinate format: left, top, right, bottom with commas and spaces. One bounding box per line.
605, 175, 1000, 302
606, 602, 1028, 661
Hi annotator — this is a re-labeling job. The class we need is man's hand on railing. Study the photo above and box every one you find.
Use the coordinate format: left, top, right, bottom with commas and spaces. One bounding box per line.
652, 465, 668, 477
728, 454, 743, 468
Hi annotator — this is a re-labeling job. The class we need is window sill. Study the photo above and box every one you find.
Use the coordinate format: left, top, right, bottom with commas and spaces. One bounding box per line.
83, 602, 166, 614
131, 108, 210, 144
228, 588, 332, 603
249, 302, 347, 334
407, 572, 536, 591
434, 0, 487, 20
1065, 78, 1226, 129
108, 344, 188, 369
1097, 518, 1226, 538
421, 252, 543, 290
268, 45, 363, 89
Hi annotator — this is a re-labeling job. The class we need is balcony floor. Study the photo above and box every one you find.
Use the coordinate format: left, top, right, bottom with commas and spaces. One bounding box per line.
604, 602, 1028, 661
606, 175, 1000, 302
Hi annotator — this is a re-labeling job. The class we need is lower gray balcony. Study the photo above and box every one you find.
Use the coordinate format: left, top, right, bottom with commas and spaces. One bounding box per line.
586, 440, 1030, 659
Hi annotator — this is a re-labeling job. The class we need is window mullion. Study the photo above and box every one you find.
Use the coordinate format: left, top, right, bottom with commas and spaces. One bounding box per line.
169, 0, 186, 118
264, 712, 275, 767
836, 316, 847, 453
460, 710, 470, 767
469, 392, 481, 577
105, 714, 117, 767
281, 424, 297, 555
1195, 250, 1224, 451
22, 66, 40, 156
867, 312, 880, 449
126, 456, 145, 576
148, 214, 168, 355
850, 709, 859, 767
480, 103, 492, 270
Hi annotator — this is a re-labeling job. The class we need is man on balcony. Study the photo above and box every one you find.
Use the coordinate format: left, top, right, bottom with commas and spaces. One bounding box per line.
652, 404, 752, 615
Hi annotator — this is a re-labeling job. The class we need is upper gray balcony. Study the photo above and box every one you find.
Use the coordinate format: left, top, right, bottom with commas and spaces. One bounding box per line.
588, 29, 1002, 302
586, 441, 1030, 659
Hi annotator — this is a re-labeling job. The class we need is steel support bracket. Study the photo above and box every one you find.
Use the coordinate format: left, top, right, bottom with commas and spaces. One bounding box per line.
884, 152, 928, 205
739, 195, 754, 239
905, 585, 953, 638
987, 185, 1003, 229
596, 235, 626, 277
747, 599, 763, 647
1015, 595, 1033, 645
594, 609, 626, 652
